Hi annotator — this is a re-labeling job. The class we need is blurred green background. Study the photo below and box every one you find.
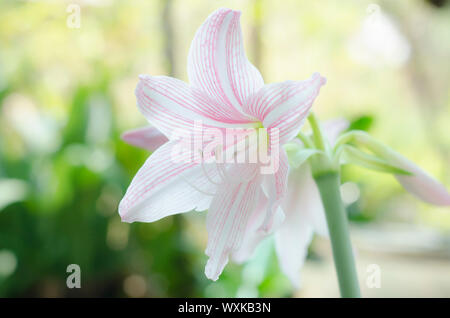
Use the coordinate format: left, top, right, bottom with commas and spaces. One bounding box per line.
0, 0, 449, 297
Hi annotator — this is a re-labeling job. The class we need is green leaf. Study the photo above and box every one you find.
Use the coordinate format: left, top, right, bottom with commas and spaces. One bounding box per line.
348, 115, 374, 132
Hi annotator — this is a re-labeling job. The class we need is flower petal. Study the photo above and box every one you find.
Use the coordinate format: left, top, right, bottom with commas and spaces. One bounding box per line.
232, 199, 285, 264
119, 140, 220, 223
205, 165, 261, 281
259, 149, 289, 232
275, 216, 313, 289
394, 156, 450, 206
136, 75, 255, 140
275, 164, 327, 288
121, 126, 168, 152
322, 118, 349, 146
244, 73, 326, 145
188, 8, 264, 119
284, 164, 328, 237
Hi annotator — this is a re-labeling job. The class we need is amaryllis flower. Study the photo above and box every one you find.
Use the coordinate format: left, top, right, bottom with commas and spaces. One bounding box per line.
124, 117, 450, 287
119, 8, 325, 280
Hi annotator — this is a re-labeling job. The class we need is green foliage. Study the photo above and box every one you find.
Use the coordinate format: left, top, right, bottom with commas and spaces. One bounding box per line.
0, 0, 449, 298
348, 115, 374, 132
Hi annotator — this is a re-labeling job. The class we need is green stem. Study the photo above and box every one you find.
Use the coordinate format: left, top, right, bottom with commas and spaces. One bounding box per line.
305, 112, 360, 297
314, 172, 361, 298
308, 113, 327, 151
297, 131, 314, 148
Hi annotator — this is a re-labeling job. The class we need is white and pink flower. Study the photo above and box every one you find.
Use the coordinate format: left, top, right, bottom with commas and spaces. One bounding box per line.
119, 8, 325, 281
119, 8, 450, 286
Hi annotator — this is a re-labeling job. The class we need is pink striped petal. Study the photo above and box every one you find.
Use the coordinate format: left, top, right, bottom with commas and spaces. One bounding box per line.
394, 156, 450, 206
232, 196, 285, 263
205, 165, 262, 281
119, 140, 220, 223
275, 164, 328, 288
188, 8, 264, 120
259, 149, 289, 232
244, 73, 326, 145
121, 126, 168, 152
136, 75, 254, 140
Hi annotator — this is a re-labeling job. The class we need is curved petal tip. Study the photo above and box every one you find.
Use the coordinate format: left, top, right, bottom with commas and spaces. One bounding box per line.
204, 259, 223, 281
311, 72, 327, 86
121, 126, 168, 152
138, 74, 150, 81
216, 7, 241, 16
395, 157, 450, 206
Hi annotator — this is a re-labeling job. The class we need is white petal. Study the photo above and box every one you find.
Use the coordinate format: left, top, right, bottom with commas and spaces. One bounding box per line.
188, 8, 263, 119
285, 164, 328, 237
119, 140, 219, 223
275, 164, 328, 288
259, 149, 289, 232
275, 212, 313, 289
135, 75, 254, 140
244, 73, 326, 145
205, 165, 262, 281
232, 198, 285, 263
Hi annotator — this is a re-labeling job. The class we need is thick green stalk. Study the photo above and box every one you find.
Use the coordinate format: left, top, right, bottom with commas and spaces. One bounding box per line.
314, 172, 361, 298
306, 113, 360, 297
